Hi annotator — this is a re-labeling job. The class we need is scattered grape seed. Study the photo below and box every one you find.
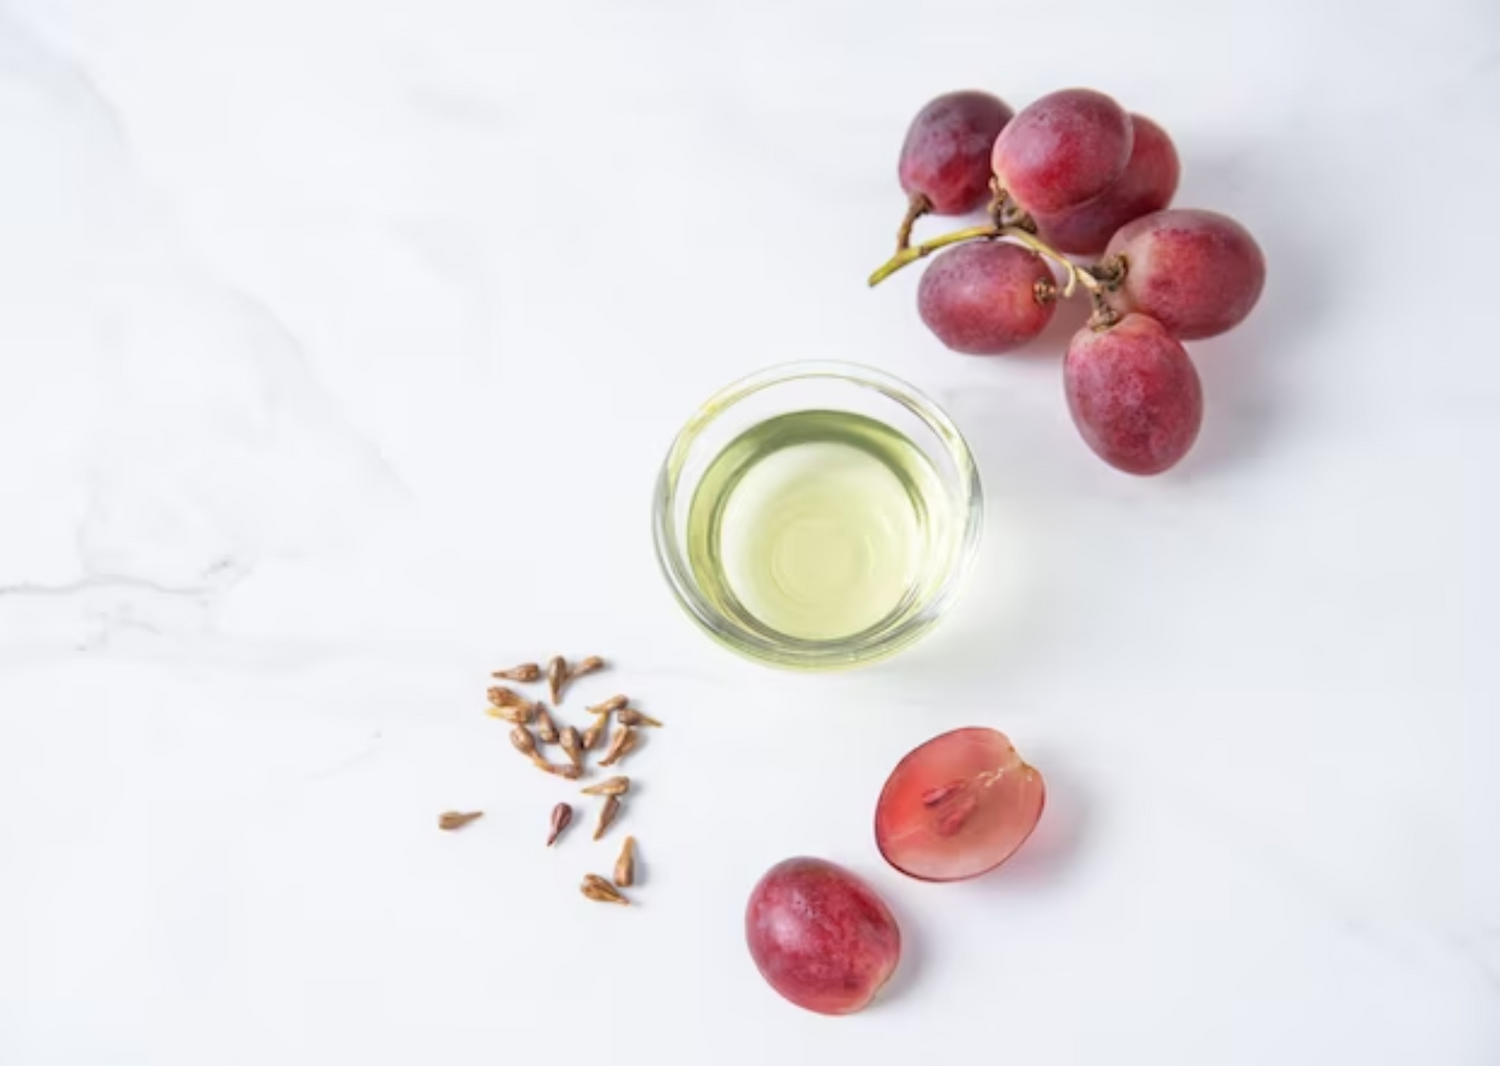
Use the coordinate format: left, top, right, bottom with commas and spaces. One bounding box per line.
534, 705, 560, 745
438, 810, 484, 831
580, 776, 630, 797
614, 836, 636, 887
581, 874, 629, 906
586, 695, 628, 717
616, 708, 662, 729
537, 761, 583, 780
488, 686, 530, 708
569, 655, 605, 683
558, 725, 583, 769
492, 663, 542, 683
547, 803, 573, 846
594, 794, 621, 840
547, 656, 567, 704
484, 703, 534, 726
581, 715, 608, 752
598, 724, 636, 768
510, 725, 539, 760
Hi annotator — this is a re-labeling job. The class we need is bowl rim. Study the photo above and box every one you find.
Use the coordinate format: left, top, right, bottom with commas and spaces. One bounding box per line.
650, 359, 984, 670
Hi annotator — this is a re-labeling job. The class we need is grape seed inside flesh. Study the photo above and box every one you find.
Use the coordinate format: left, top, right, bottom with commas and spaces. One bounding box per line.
1106, 208, 1267, 340
875, 727, 1046, 882
1032, 113, 1180, 256
916, 241, 1056, 355
1064, 313, 1203, 475
990, 88, 1133, 216
744, 857, 902, 1015
899, 91, 1014, 215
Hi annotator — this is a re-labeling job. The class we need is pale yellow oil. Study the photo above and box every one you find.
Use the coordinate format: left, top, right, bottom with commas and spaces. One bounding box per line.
686, 410, 949, 642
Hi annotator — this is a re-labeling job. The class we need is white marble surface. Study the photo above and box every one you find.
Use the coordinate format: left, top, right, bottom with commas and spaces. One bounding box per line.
2, 0, 1497, 1062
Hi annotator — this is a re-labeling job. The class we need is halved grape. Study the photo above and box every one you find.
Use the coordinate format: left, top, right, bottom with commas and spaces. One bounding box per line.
898, 90, 1015, 215
1105, 208, 1266, 340
745, 857, 902, 1015
875, 727, 1045, 882
990, 88, 1133, 216
1032, 113, 1180, 255
916, 240, 1056, 355
1064, 313, 1203, 475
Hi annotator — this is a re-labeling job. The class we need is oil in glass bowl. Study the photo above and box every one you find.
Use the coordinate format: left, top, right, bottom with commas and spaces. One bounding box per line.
685, 409, 952, 644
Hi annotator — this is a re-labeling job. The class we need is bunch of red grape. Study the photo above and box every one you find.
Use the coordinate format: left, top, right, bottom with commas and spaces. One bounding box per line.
873, 88, 1266, 476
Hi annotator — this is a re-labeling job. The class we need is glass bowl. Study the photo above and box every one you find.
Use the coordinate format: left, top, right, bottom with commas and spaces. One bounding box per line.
651, 361, 983, 670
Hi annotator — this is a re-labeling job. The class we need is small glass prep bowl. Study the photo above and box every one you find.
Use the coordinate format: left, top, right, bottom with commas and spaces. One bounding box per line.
651, 361, 983, 670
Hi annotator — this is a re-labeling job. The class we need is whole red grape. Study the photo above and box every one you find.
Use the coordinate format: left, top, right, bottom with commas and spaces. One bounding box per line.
916, 240, 1055, 355
990, 88, 1133, 215
875, 727, 1046, 882
898, 90, 1014, 215
744, 857, 901, 1015
1105, 208, 1266, 340
1064, 313, 1203, 475
1032, 114, 1180, 255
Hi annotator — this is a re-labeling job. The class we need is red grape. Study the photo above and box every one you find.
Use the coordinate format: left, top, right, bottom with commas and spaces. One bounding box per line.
990, 88, 1133, 216
898, 90, 1014, 215
916, 241, 1055, 355
1032, 114, 1180, 255
1105, 208, 1266, 340
1064, 313, 1203, 475
875, 727, 1045, 882
745, 857, 901, 1015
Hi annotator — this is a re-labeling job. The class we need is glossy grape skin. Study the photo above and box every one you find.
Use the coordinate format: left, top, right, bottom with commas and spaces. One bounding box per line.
1064, 313, 1203, 475
1105, 208, 1266, 340
876, 728, 1045, 882
744, 857, 901, 1015
1032, 114, 1180, 255
898, 91, 1014, 215
990, 88, 1133, 215
916, 241, 1055, 355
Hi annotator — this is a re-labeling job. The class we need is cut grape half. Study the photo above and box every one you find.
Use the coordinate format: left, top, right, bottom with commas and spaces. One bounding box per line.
875, 727, 1045, 882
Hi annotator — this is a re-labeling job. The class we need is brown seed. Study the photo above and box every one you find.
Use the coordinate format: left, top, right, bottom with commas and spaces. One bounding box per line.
586, 694, 628, 717
558, 726, 583, 769
484, 703, 534, 726
594, 794, 621, 840
487, 685, 530, 708
581, 715, 608, 752
617, 707, 663, 729
580, 775, 630, 797
598, 724, 637, 768
534, 705, 559, 745
580, 873, 629, 906
547, 655, 567, 704
546, 803, 573, 846
492, 663, 542, 683
570, 655, 606, 682
537, 760, 583, 780
438, 810, 483, 831
614, 836, 636, 887
510, 725, 539, 760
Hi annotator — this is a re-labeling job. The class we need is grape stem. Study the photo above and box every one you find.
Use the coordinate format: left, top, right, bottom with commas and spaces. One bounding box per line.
867, 223, 1104, 298
895, 192, 931, 252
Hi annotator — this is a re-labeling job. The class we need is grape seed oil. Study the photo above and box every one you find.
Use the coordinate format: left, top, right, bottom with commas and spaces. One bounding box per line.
685, 410, 951, 643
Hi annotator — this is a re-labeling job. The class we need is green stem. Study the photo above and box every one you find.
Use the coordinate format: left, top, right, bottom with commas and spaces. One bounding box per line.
867, 223, 1000, 287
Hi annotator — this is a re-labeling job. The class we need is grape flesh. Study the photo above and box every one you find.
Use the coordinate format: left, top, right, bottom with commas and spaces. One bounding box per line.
898, 91, 1014, 215
916, 241, 1055, 355
875, 727, 1045, 882
744, 857, 901, 1015
990, 88, 1133, 215
1105, 208, 1266, 340
1064, 313, 1203, 475
1032, 114, 1179, 255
